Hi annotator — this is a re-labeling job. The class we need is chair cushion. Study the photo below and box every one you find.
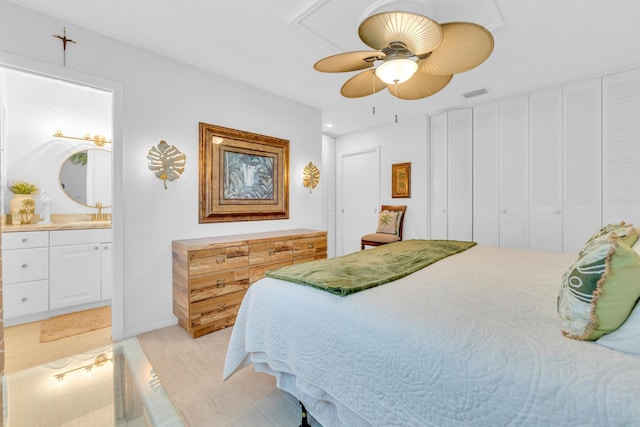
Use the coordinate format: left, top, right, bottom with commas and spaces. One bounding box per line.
361, 233, 401, 244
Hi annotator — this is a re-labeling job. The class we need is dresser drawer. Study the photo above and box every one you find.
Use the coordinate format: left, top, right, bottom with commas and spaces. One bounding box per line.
249, 240, 292, 265
189, 291, 245, 337
3, 280, 49, 319
189, 268, 249, 303
293, 236, 327, 262
2, 231, 49, 249
2, 247, 49, 284
249, 259, 291, 284
188, 245, 248, 275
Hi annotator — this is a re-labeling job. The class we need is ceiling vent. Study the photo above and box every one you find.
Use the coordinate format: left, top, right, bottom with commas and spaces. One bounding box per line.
463, 88, 489, 98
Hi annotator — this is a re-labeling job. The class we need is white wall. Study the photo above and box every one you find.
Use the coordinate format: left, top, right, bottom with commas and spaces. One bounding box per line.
0, 1, 323, 338
335, 115, 429, 244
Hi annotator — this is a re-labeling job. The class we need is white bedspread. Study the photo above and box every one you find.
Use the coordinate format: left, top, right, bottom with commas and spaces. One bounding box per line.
223, 246, 640, 426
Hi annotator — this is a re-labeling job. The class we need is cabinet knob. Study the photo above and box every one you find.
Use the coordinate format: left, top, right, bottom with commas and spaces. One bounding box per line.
103, 245, 109, 250
555, 209, 562, 215
94, 246, 100, 250
21, 297, 27, 302
21, 238, 28, 243
21, 264, 28, 269
216, 279, 226, 288
501, 209, 507, 214
216, 303, 227, 311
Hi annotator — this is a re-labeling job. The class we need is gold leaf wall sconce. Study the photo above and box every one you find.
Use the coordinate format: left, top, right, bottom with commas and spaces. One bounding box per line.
302, 161, 320, 193
147, 140, 186, 189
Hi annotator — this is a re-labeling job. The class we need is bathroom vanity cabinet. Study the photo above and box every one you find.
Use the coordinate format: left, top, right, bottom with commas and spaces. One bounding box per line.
2, 228, 112, 325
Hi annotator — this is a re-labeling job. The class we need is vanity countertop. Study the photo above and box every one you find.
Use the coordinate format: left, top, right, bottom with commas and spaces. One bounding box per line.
1, 213, 111, 232
2, 221, 111, 232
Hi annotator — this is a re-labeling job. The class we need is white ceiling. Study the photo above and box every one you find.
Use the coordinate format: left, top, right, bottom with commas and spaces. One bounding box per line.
8, 0, 640, 136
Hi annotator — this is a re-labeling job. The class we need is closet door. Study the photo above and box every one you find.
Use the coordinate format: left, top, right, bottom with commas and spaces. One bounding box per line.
563, 78, 602, 253
473, 103, 500, 246
447, 108, 473, 241
603, 68, 640, 225
429, 112, 448, 239
499, 96, 529, 249
528, 88, 563, 252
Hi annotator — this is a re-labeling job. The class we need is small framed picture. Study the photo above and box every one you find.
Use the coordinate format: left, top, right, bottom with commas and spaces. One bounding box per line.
391, 162, 411, 198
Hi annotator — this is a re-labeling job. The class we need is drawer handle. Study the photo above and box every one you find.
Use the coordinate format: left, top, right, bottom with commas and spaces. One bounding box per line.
268, 249, 276, 255
216, 303, 227, 311
216, 279, 226, 288
21, 297, 27, 302
22, 264, 28, 269
215, 255, 226, 264
95, 246, 100, 250
21, 238, 28, 243
307, 243, 314, 249
103, 245, 109, 250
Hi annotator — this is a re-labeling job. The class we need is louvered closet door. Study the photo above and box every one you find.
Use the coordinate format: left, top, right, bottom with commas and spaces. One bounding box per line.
563, 78, 602, 253
473, 102, 500, 246
499, 96, 529, 249
529, 88, 563, 252
429, 112, 448, 239
603, 68, 640, 225
447, 108, 473, 241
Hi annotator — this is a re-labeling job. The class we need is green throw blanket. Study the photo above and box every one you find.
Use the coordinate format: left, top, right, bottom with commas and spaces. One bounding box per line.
266, 239, 477, 296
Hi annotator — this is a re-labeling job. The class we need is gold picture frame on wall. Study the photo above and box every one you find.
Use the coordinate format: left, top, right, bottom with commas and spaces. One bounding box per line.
391, 162, 411, 198
199, 122, 289, 223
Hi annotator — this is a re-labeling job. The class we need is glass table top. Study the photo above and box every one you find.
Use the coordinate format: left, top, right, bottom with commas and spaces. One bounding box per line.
2, 338, 183, 426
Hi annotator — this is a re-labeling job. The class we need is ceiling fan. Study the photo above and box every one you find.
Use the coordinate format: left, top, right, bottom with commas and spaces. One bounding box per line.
313, 11, 494, 100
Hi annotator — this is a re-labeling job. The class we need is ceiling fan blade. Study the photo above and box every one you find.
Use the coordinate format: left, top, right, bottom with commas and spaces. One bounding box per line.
340, 69, 387, 98
389, 72, 452, 100
314, 51, 384, 73
420, 22, 494, 75
358, 11, 442, 56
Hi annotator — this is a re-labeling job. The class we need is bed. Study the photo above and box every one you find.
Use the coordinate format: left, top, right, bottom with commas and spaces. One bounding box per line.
223, 241, 640, 426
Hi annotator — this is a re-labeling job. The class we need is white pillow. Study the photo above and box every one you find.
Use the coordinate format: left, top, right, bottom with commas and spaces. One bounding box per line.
597, 301, 640, 355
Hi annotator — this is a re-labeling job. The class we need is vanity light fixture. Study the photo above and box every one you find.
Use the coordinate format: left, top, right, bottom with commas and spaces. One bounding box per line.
302, 162, 320, 193
54, 353, 112, 382
53, 130, 111, 147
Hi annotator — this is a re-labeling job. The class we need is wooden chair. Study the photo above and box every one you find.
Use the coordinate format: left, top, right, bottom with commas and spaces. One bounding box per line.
361, 205, 407, 250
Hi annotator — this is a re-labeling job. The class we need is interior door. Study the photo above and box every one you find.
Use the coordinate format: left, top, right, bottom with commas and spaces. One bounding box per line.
339, 147, 380, 256
499, 96, 529, 249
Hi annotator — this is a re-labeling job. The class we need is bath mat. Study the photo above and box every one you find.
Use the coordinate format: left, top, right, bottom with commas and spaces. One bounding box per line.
40, 306, 111, 343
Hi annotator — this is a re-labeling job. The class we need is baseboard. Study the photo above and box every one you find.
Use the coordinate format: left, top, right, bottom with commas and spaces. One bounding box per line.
125, 316, 179, 339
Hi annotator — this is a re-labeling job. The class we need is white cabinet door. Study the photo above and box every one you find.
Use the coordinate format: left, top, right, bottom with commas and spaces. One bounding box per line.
563, 78, 602, 253
603, 68, 640, 225
429, 112, 448, 239
50, 243, 102, 309
101, 243, 112, 300
473, 102, 500, 246
447, 109, 473, 241
529, 88, 563, 252
499, 96, 529, 249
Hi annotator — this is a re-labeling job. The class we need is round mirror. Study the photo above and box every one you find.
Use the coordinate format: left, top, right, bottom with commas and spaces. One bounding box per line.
59, 149, 112, 207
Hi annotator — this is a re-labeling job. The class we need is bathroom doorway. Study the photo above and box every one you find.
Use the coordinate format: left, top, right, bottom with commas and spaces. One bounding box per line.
0, 53, 124, 372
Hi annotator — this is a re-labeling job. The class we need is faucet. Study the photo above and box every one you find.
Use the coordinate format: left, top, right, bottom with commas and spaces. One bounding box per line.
92, 202, 104, 221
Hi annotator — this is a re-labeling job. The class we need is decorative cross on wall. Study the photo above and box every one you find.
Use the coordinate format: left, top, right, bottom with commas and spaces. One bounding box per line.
53, 27, 76, 67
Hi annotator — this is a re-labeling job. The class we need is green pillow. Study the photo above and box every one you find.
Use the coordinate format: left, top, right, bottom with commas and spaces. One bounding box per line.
558, 229, 640, 340
580, 221, 636, 251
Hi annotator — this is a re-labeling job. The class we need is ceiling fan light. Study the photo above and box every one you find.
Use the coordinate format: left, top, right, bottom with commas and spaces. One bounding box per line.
375, 58, 418, 84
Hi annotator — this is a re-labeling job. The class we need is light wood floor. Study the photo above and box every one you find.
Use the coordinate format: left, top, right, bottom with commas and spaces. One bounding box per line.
4, 320, 321, 426
4, 320, 113, 374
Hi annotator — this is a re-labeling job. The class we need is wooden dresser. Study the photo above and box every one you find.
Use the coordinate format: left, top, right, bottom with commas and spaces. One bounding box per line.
172, 228, 327, 338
